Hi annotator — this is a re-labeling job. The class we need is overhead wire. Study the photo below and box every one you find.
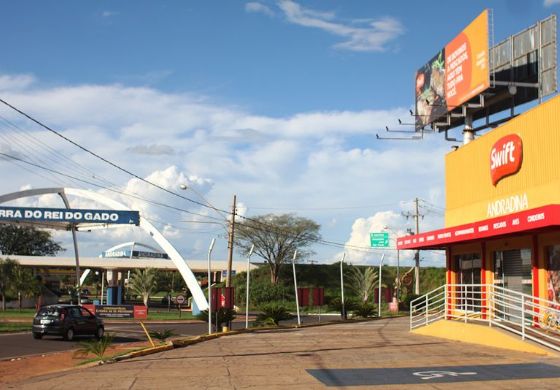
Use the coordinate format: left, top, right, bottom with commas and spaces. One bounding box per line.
0, 97, 447, 258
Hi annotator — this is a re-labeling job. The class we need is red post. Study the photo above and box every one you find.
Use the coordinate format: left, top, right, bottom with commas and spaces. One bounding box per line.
312, 287, 325, 306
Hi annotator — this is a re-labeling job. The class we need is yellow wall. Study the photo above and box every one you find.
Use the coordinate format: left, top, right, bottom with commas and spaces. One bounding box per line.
445, 95, 560, 227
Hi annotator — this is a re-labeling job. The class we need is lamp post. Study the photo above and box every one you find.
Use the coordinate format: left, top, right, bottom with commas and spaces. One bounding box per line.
292, 250, 301, 326
207, 238, 216, 335
378, 254, 385, 318
383, 226, 401, 303
340, 253, 346, 320
245, 244, 254, 328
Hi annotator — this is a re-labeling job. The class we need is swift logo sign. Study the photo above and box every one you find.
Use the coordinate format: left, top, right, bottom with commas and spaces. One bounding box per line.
490, 134, 523, 185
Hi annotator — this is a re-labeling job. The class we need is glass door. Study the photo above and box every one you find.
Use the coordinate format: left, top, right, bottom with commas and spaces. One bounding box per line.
493, 248, 532, 323
454, 253, 482, 312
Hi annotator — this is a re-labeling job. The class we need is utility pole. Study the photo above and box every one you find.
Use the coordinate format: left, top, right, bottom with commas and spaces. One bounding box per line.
414, 198, 420, 295
226, 194, 237, 287
403, 197, 423, 295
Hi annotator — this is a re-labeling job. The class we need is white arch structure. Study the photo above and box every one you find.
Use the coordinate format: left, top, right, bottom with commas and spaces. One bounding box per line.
0, 187, 208, 310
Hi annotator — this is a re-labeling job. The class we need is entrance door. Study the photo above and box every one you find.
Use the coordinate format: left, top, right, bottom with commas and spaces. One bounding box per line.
454, 254, 482, 312
493, 248, 532, 323
494, 249, 532, 294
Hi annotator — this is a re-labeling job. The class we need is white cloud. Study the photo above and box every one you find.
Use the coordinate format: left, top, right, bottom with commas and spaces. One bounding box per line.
245, 2, 275, 17
544, 0, 560, 6
0, 74, 35, 91
102, 11, 118, 18
0, 72, 447, 262
276, 0, 404, 52
127, 144, 175, 156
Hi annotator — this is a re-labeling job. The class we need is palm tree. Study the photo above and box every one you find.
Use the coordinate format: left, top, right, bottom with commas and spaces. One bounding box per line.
347, 265, 378, 303
128, 268, 157, 307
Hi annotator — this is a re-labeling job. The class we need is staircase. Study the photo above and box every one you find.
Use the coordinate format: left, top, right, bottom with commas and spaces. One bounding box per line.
410, 284, 560, 352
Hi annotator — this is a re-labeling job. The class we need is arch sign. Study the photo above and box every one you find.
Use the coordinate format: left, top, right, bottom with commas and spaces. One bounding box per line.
0, 206, 139, 225
0, 187, 209, 311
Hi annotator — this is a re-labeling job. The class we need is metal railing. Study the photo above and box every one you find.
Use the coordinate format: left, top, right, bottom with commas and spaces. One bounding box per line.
410, 284, 560, 352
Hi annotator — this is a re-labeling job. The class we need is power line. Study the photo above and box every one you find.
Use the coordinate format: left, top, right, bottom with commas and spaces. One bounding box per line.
0, 152, 224, 224
0, 98, 220, 214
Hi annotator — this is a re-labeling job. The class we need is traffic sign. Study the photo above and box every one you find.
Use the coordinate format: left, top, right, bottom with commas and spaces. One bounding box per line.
370, 232, 389, 247
175, 295, 186, 305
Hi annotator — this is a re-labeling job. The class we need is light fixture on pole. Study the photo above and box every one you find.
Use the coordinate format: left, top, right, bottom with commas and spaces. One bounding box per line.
245, 244, 254, 328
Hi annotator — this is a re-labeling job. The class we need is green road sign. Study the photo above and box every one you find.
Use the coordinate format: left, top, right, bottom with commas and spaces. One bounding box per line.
370, 232, 389, 247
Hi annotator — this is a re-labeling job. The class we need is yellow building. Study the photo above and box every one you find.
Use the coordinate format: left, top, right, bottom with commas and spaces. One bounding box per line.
398, 94, 560, 315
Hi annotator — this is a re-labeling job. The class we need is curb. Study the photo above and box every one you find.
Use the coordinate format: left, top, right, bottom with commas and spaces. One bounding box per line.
113, 342, 174, 361
110, 317, 390, 363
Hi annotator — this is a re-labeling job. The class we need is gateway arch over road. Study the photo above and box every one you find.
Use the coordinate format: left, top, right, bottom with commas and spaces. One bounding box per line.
0, 187, 209, 311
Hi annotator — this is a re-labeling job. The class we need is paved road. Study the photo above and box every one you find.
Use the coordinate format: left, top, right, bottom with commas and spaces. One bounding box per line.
9, 317, 560, 389
0, 315, 329, 360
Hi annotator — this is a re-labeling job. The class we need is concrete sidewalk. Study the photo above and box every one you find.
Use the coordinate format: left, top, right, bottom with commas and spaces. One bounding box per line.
8, 317, 560, 389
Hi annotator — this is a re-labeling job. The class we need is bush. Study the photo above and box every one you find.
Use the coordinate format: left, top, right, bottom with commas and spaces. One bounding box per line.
75, 334, 114, 362
251, 281, 289, 306
255, 302, 293, 326
149, 329, 176, 342
328, 296, 360, 313
196, 308, 236, 329
352, 303, 375, 318
400, 294, 422, 310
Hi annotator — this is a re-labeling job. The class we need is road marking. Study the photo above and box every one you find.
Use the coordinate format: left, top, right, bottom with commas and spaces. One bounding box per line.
413, 370, 477, 380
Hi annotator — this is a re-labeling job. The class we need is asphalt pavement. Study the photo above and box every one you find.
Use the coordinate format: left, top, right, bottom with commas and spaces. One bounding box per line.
0, 314, 331, 361
8, 316, 560, 389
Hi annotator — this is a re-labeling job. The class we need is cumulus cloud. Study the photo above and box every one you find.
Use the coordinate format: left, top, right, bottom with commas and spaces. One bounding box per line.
127, 144, 175, 156
276, 0, 404, 52
343, 211, 406, 264
245, 2, 275, 17
0, 74, 35, 91
0, 72, 446, 262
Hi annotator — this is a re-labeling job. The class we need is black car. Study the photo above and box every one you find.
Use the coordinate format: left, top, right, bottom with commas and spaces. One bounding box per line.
32, 304, 104, 341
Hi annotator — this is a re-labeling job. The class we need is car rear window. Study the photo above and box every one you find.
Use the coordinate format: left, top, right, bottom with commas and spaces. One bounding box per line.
37, 308, 61, 318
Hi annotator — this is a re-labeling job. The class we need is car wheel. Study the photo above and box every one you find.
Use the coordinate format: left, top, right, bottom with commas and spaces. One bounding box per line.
32, 332, 43, 339
64, 328, 74, 341
95, 326, 104, 340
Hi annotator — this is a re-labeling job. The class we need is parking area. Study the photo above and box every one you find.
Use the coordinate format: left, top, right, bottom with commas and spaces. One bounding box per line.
8, 317, 560, 389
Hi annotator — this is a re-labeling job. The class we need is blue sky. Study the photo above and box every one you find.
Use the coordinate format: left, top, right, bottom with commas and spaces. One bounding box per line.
0, 1, 558, 267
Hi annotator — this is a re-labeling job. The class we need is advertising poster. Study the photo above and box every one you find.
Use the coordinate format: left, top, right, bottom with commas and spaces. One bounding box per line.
547, 245, 560, 307
415, 10, 489, 128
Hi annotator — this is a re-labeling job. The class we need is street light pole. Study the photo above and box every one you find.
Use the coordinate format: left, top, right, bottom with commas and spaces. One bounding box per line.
207, 238, 216, 335
226, 195, 237, 287
378, 254, 385, 318
292, 250, 301, 326
340, 252, 346, 320
245, 244, 254, 328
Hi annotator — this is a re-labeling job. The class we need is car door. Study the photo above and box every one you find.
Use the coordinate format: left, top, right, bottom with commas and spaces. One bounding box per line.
69, 307, 85, 334
80, 307, 97, 334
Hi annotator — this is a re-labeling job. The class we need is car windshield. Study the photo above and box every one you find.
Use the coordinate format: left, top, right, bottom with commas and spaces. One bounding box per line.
36, 308, 61, 318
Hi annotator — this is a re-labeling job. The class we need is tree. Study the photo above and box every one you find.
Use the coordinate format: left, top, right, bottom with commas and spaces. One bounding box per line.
128, 268, 157, 307
12, 264, 41, 310
347, 266, 378, 303
234, 214, 321, 284
0, 259, 17, 311
0, 224, 64, 256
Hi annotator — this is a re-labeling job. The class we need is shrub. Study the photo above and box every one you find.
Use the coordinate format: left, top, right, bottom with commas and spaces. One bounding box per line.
149, 329, 176, 342
328, 296, 360, 313
196, 308, 236, 329
75, 334, 114, 362
352, 303, 375, 318
255, 302, 293, 325
400, 294, 422, 310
